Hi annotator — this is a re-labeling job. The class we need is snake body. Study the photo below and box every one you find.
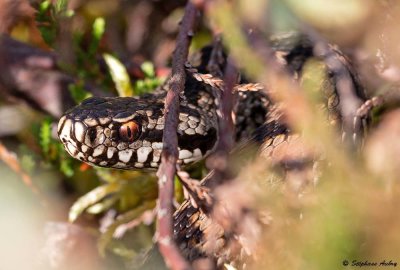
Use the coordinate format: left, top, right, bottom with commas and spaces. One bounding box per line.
58, 33, 366, 267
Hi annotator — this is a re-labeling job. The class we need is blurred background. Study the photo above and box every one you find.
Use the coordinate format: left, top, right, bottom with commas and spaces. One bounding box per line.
0, 0, 399, 269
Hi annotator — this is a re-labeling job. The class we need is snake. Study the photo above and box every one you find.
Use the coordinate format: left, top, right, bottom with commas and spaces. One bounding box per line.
57, 33, 366, 266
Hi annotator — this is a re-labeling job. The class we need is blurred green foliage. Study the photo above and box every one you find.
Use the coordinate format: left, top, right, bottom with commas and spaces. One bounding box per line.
36, 0, 57, 45
133, 62, 165, 95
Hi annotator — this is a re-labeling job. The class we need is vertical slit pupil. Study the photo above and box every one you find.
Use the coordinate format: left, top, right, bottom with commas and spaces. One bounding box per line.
119, 121, 140, 142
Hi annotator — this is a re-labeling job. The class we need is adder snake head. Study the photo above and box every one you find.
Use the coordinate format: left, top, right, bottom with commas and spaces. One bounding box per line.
57, 96, 218, 170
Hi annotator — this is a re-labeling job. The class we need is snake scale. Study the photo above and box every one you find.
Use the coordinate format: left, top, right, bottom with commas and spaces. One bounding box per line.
58, 33, 366, 267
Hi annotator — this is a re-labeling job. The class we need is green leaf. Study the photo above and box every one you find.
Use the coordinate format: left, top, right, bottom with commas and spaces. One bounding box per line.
39, 0, 51, 12
103, 53, 134, 97
57, 142, 75, 177
69, 182, 121, 222
104, 241, 137, 259
65, 9, 74, 17
36, 0, 57, 46
98, 200, 156, 256
141, 61, 155, 78
39, 119, 52, 156
88, 17, 106, 56
92, 17, 106, 42
174, 175, 184, 203
86, 196, 119, 214
95, 167, 118, 183
55, 0, 68, 14
60, 157, 74, 177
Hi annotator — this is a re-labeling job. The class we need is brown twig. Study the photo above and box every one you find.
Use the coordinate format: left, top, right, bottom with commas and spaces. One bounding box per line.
218, 57, 237, 152
155, 2, 199, 270
205, 57, 238, 188
176, 170, 212, 210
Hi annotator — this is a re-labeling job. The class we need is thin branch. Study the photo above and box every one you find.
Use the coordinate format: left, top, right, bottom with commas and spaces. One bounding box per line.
155, 2, 199, 270
218, 58, 237, 152
176, 170, 212, 210
205, 57, 238, 188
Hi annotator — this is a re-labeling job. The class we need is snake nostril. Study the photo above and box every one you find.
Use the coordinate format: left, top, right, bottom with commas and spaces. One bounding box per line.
88, 128, 97, 143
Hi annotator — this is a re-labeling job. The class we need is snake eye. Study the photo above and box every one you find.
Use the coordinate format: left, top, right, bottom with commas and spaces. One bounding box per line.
119, 121, 140, 142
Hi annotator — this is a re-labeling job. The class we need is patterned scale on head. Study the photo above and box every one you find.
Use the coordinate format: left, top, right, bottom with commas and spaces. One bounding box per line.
58, 72, 219, 170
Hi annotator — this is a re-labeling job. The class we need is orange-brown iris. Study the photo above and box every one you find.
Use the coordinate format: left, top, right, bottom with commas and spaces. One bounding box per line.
119, 121, 140, 142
